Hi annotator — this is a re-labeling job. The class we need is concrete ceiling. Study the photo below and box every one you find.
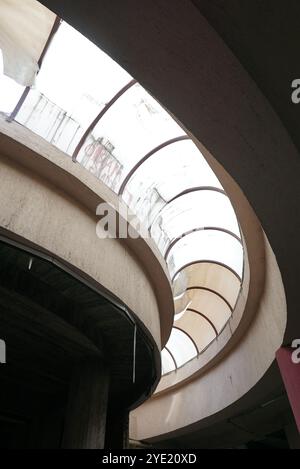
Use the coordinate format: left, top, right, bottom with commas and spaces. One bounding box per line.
192, 0, 300, 155
157, 392, 294, 448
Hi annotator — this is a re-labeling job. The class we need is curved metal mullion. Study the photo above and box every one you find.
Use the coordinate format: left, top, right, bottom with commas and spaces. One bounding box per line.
186, 286, 234, 312
172, 326, 199, 355
164, 226, 242, 261
118, 135, 189, 195
186, 308, 218, 336
72, 78, 137, 161
149, 186, 226, 233
164, 346, 178, 370
171, 260, 242, 283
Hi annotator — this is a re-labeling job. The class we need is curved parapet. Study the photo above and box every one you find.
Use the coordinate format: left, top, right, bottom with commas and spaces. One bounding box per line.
0, 117, 175, 411
130, 231, 286, 440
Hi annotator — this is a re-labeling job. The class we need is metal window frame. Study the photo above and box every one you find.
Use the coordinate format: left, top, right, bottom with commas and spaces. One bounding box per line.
118, 135, 189, 196
186, 286, 234, 312
172, 325, 199, 355
72, 78, 137, 161
149, 186, 226, 233
164, 346, 178, 370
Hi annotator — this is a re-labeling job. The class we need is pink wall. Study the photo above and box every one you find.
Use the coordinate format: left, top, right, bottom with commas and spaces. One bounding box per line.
276, 347, 300, 433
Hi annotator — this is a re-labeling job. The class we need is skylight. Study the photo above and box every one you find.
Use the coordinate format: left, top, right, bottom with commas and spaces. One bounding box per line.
0, 1, 244, 375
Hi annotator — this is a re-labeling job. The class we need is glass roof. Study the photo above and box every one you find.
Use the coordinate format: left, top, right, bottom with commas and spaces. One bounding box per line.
167, 229, 243, 281
165, 328, 198, 368
77, 82, 186, 193
183, 289, 232, 333
150, 189, 240, 257
161, 348, 176, 374
15, 22, 132, 156
173, 262, 241, 310
122, 140, 222, 228
0, 6, 244, 376
32, 22, 132, 125
175, 311, 216, 352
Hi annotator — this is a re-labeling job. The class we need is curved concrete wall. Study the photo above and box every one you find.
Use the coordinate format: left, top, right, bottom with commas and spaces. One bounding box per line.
130, 232, 286, 440
154, 139, 265, 392
0, 118, 174, 351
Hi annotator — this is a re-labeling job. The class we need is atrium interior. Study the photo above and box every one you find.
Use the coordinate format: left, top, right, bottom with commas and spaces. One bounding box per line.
0, 0, 299, 449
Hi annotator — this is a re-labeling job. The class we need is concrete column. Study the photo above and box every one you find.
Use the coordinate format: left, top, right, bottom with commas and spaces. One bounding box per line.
276, 347, 300, 433
63, 357, 109, 449
105, 409, 129, 449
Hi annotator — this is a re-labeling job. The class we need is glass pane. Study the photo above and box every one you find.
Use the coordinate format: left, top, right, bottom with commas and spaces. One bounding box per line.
151, 190, 240, 256
0, 51, 24, 114
167, 230, 243, 280
173, 262, 241, 309
174, 295, 191, 315
173, 272, 188, 299
161, 348, 176, 374
165, 327, 197, 368
77, 82, 185, 192
185, 289, 232, 333
16, 21, 132, 155
122, 139, 222, 226
175, 311, 216, 352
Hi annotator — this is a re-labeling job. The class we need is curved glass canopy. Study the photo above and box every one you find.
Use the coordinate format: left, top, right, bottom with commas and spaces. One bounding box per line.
77, 82, 186, 192
167, 229, 243, 281
151, 189, 240, 257
0, 11, 243, 375
122, 139, 222, 227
